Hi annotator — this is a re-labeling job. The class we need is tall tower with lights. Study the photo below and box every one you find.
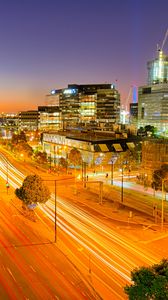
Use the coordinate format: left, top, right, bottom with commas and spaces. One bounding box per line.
138, 30, 168, 133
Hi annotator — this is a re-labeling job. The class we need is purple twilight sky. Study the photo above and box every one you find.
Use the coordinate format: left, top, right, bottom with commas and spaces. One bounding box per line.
0, 0, 167, 112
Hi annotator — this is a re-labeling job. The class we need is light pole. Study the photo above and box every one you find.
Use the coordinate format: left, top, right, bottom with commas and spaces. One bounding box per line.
110, 154, 117, 186
111, 160, 114, 185
42, 179, 57, 243
54, 180, 56, 242
6, 160, 8, 182
82, 161, 87, 188
154, 174, 168, 230
121, 165, 124, 203
161, 179, 164, 230
6, 160, 10, 194
161, 178, 168, 230
54, 145, 56, 169
42, 176, 73, 243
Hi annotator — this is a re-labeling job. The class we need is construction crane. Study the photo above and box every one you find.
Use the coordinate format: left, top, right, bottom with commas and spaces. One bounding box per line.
125, 86, 133, 110
161, 28, 168, 51
157, 28, 168, 53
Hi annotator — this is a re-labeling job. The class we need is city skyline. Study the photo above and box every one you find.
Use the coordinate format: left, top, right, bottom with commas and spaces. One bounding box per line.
0, 0, 168, 112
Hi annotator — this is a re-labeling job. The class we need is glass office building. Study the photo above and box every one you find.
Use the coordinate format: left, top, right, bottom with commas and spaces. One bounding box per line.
147, 50, 168, 85
138, 49, 168, 133
138, 84, 168, 132
50, 84, 120, 129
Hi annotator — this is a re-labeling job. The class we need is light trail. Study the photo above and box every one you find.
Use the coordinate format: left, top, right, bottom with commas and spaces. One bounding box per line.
0, 153, 161, 299
41, 204, 131, 281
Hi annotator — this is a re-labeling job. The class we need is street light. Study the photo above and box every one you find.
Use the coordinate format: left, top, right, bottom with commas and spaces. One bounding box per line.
111, 160, 114, 185
161, 178, 168, 230
154, 174, 168, 230
6, 159, 10, 194
110, 155, 117, 185
42, 176, 74, 243
42, 179, 57, 243
121, 165, 124, 203
120, 161, 127, 203
6, 160, 8, 182
82, 161, 87, 188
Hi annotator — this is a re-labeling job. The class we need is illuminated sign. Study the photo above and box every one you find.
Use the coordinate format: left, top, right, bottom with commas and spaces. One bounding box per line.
63, 88, 78, 95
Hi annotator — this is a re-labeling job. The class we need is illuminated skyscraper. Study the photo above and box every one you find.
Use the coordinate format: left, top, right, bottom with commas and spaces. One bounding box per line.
138, 84, 168, 132
49, 83, 120, 129
147, 50, 168, 85
138, 48, 168, 133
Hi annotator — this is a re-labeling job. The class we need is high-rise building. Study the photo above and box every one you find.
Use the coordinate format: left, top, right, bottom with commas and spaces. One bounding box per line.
147, 50, 168, 85
96, 86, 120, 127
19, 110, 39, 131
138, 48, 168, 133
49, 83, 120, 129
130, 103, 138, 124
38, 106, 61, 131
138, 83, 168, 132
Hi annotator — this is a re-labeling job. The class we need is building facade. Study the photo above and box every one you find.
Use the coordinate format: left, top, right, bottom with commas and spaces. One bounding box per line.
49, 83, 120, 129
130, 103, 138, 124
138, 84, 168, 132
38, 106, 61, 131
18, 110, 39, 131
42, 130, 141, 167
138, 50, 168, 133
96, 87, 120, 128
147, 50, 168, 85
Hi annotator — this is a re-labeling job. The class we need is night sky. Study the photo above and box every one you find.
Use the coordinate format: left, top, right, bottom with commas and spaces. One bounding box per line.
0, 0, 167, 112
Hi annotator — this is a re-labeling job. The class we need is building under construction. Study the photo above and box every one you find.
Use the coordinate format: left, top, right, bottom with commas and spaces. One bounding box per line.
138, 30, 168, 133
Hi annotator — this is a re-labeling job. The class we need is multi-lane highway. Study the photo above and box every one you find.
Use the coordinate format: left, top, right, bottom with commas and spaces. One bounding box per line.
0, 153, 164, 299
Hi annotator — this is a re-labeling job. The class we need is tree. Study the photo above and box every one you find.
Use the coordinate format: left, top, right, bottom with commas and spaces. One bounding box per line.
14, 142, 33, 158
124, 259, 168, 300
137, 126, 146, 137
15, 175, 50, 205
59, 157, 68, 169
144, 125, 157, 137
10, 130, 33, 158
34, 151, 48, 164
152, 164, 168, 192
19, 131, 27, 142
11, 131, 27, 144
137, 125, 157, 137
68, 148, 82, 167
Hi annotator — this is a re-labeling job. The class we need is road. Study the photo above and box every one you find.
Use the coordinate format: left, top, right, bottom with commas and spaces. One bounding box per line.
0, 155, 98, 300
0, 152, 165, 299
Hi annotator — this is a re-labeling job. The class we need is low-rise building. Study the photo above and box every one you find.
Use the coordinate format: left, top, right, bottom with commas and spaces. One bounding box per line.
138, 49, 168, 133
42, 130, 141, 167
